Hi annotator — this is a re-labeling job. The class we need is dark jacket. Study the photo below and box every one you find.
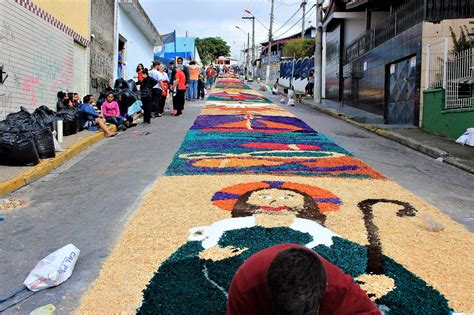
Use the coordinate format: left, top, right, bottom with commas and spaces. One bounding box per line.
140, 76, 158, 99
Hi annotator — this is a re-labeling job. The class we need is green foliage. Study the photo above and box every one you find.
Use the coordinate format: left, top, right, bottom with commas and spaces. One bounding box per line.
195, 37, 231, 66
449, 25, 474, 54
282, 39, 315, 59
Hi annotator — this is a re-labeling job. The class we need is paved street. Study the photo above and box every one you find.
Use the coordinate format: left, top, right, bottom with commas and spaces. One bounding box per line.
1, 88, 472, 313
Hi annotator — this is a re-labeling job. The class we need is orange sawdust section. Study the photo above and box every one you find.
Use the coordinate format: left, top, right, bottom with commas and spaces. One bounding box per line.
78, 175, 474, 313
202, 105, 289, 116
191, 155, 384, 180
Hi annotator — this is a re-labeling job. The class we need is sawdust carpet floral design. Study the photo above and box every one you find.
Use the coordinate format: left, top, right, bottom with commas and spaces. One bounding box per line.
77, 77, 474, 314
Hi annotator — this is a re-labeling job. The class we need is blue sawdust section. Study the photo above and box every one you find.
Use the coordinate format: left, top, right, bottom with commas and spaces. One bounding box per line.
138, 227, 450, 315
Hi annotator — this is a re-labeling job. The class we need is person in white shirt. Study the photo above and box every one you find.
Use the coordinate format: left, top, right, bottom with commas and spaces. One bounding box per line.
149, 61, 161, 117
155, 64, 170, 117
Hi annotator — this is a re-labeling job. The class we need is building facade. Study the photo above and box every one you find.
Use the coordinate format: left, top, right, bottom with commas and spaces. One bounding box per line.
154, 36, 202, 66
259, 27, 316, 82
89, 0, 116, 96
323, 0, 473, 126
0, 0, 90, 118
114, 0, 161, 81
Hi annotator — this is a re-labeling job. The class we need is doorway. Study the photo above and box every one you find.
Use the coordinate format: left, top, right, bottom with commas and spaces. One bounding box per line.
385, 56, 416, 124
118, 36, 126, 79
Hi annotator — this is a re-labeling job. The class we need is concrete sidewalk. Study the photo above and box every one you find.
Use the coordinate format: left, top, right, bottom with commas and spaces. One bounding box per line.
0, 127, 116, 197
251, 82, 473, 174
299, 97, 474, 174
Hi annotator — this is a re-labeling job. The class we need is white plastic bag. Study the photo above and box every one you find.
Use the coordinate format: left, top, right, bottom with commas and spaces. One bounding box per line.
52, 131, 64, 152
455, 128, 474, 146
287, 89, 295, 106
24, 244, 80, 292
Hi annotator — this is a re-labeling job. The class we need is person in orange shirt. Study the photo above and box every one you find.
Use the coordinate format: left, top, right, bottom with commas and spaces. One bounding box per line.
188, 60, 200, 101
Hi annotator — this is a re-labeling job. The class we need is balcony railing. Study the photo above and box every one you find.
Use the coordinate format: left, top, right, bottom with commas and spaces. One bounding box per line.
344, 0, 473, 65
426, 0, 473, 22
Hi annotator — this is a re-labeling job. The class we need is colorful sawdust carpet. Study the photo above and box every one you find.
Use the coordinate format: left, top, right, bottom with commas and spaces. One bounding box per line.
207, 91, 273, 103
77, 76, 474, 315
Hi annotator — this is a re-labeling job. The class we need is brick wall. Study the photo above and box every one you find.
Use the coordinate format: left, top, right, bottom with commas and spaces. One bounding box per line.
0, 0, 74, 119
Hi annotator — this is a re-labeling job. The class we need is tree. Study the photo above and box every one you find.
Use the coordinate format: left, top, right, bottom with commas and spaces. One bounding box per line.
195, 37, 231, 66
282, 39, 315, 59
450, 25, 474, 54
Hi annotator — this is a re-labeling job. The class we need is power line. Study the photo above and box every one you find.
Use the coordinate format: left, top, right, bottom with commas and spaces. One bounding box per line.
273, 6, 301, 34
273, 4, 315, 40
276, 0, 303, 5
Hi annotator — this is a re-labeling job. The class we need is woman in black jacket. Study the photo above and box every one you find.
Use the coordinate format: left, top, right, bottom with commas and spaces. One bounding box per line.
140, 68, 158, 124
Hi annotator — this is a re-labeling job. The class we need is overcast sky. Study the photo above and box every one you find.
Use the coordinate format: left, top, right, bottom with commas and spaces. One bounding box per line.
140, 0, 322, 61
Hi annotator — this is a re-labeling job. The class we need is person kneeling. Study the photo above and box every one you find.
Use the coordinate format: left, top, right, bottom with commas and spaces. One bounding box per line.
227, 244, 380, 315
80, 95, 116, 137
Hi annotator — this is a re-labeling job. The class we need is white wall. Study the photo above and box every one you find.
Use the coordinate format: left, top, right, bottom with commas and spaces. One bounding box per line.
0, 0, 73, 118
322, 31, 326, 98
73, 43, 87, 97
116, 5, 155, 81
343, 14, 366, 46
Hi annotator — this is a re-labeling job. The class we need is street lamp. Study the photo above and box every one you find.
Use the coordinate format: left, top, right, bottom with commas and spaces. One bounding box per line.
235, 26, 250, 78
244, 9, 269, 31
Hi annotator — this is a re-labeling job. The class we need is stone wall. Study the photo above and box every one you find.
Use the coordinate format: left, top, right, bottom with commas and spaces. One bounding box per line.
89, 0, 115, 97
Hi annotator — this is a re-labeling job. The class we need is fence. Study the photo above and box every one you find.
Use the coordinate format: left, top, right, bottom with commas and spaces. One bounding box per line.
344, 0, 472, 65
345, 0, 423, 64
425, 0, 474, 22
445, 48, 474, 109
425, 38, 448, 89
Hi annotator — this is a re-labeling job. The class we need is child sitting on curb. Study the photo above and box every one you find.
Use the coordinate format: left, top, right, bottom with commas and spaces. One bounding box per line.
101, 92, 126, 131
79, 95, 116, 137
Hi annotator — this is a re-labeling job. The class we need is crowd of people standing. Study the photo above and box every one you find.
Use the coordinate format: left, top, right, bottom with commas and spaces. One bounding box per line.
53, 58, 221, 139
135, 57, 219, 123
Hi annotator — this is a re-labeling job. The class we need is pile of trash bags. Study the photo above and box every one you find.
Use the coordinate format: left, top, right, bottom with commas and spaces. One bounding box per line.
0, 106, 63, 166
97, 79, 141, 116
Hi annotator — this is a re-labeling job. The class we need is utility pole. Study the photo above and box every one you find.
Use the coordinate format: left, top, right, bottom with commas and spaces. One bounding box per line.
266, 0, 275, 83
301, 0, 307, 38
242, 16, 256, 81
314, 0, 322, 104
247, 32, 250, 79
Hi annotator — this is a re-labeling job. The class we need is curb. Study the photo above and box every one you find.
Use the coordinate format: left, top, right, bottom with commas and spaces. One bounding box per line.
0, 128, 114, 197
301, 99, 474, 174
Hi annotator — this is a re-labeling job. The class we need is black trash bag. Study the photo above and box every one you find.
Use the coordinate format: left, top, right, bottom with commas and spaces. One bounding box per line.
131, 91, 141, 101
114, 79, 129, 90
99, 87, 115, 100
32, 128, 55, 159
5, 107, 34, 132
32, 105, 56, 131
57, 107, 80, 136
116, 89, 137, 115
0, 131, 40, 166
96, 97, 106, 111
0, 121, 11, 133
127, 79, 138, 92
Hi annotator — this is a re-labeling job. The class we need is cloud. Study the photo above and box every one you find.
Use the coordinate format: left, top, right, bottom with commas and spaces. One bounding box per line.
140, 0, 315, 60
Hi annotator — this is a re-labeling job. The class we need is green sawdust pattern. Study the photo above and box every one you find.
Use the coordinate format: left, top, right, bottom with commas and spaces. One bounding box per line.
138, 227, 450, 315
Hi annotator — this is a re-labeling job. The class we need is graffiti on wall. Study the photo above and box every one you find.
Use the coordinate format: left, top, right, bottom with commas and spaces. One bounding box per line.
90, 49, 113, 91
0, 1, 74, 118
280, 56, 314, 81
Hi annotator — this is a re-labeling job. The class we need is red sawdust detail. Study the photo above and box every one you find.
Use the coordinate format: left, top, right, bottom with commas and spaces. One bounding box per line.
193, 158, 284, 168
300, 156, 386, 179
258, 119, 303, 131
